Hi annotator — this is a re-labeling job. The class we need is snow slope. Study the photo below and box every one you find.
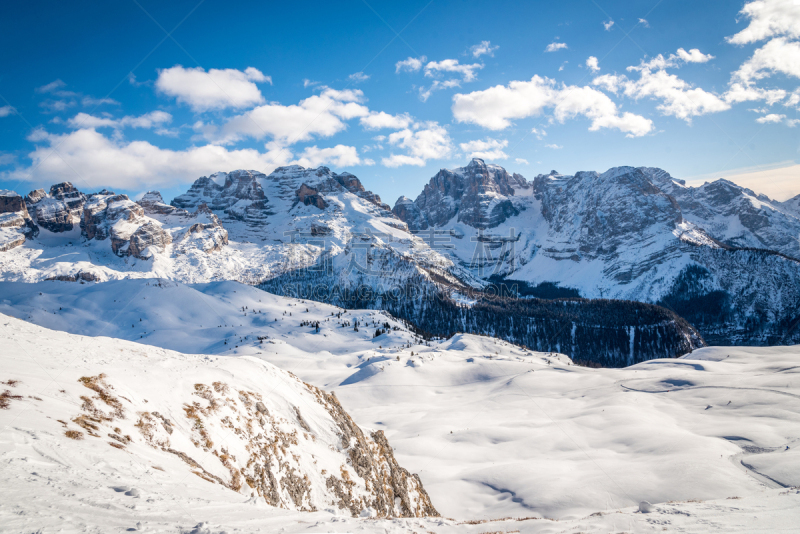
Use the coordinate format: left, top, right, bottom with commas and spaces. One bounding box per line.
2, 280, 799, 523
0, 315, 438, 524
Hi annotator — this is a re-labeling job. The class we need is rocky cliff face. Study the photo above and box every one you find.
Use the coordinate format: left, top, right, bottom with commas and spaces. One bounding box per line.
782, 193, 800, 217
23, 182, 86, 233
393, 158, 530, 230
137, 191, 183, 215
83, 193, 172, 259
0, 190, 38, 251
172, 170, 272, 226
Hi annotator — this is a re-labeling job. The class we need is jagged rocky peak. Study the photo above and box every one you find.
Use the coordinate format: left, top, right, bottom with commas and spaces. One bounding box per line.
217, 169, 268, 201
0, 190, 38, 251
393, 158, 529, 231
137, 191, 185, 215
83, 193, 171, 259
647, 173, 800, 256
22, 181, 87, 233
171, 170, 272, 226
24, 188, 46, 205
782, 193, 800, 217
269, 165, 391, 212
173, 170, 268, 210
175, 203, 229, 254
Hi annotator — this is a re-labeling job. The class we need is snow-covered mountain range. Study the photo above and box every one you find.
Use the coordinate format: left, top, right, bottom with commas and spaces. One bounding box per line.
391, 159, 800, 345
1, 159, 798, 352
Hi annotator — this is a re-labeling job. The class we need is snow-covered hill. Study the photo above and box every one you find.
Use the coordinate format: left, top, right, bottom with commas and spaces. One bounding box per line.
2, 304, 800, 531
0, 314, 438, 522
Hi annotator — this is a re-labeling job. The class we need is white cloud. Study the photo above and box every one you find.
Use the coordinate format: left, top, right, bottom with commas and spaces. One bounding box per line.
419, 79, 462, 102
632, 48, 715, 71
359, 111, 413, 130
787, 88, 800, 107
294, 144, 366, 167
732, 37, 800, 84
452, 75, 653, 137
724, 82, 787, 104
604, 20, 615, 31
459, 138, 509, 160
618, 69, 730, 121
7, 127, 292, 190
303, 79, 320, 88
531, 127, 547, 139
675, 48, 716, 63
8, 127, 371, 189
36, 80, 74, 95
382, 122, 453, 167
204, 87, 370, 145
401, 56, 484, 102
155, 65, 271, 112
590, 48, 728, 122
639, 18, 650, 27
470, 41, 499, 58
545, 143, 563, 149
424, 59, 483, 82
81, 96, 119, 107
545, 42, 568, 52
396, 56, 427, 73
586, 56, 600, 72
66, 111, 172, 130
727, 0, 800, 45
0, 106, 15, 117
756, 113, 786, 122
39, 100, 75, 112
348, 72, 370, 83
453, 76, 554, 130
515, 158, 529, 165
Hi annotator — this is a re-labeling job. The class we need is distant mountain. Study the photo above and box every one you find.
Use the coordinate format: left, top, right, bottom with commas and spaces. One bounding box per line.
392, 160, 800, 345
1, 159, 797, 357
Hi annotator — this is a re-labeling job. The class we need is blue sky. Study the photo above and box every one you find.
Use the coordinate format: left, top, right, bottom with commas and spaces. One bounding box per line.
1, 0, 799, 204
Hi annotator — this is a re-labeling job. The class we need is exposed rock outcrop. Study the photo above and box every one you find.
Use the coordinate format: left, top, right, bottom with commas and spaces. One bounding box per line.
24, 182, 87, 233
0, 190, 38, 251
137, 191, 185, 215
175, 204, 229, 254
393, 158, 529, 230
83, 193, 171, 259
172, 170, 272, 226
296, 184, 327, 209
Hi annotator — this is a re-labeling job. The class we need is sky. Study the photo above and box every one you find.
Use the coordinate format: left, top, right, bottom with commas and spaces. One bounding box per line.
1, 0, 799, 204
